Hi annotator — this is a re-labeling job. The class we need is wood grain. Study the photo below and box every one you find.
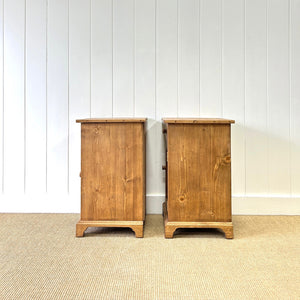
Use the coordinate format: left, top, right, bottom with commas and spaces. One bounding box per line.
77, 120, 146, 237
163, 118, 234, 124
77, 118, 146, 123
168, 123, 232, 222
164, 119, 234, 238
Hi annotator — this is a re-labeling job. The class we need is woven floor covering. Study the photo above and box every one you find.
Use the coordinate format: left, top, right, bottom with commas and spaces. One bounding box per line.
0, 214, 299, 300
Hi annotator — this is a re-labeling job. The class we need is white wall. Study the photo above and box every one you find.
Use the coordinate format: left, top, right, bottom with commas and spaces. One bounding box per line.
0, 0, 299, 215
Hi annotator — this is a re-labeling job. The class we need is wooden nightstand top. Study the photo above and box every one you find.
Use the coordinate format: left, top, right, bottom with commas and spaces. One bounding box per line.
76, 118, 147, 123
162, 118, 235, 124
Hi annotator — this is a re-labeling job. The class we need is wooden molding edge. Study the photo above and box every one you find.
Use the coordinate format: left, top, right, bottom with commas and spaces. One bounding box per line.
76, 220, 144, 238
163, 202, 233, 239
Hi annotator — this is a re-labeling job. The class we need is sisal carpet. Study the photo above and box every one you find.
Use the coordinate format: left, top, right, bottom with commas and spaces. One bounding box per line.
0, 214, 299, 300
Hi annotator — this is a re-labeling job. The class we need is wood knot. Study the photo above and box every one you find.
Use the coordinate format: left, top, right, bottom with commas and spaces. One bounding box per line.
126, 177, 133, 183
208, 210, 215, 216
178, 194, 186, 203
213, 155, 231, 174
122, 176, 133, 184
224, 156, 231, 163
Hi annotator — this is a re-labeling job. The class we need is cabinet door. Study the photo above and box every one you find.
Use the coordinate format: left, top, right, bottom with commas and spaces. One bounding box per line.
81, 123, 145, 221
168, 124, 232, 222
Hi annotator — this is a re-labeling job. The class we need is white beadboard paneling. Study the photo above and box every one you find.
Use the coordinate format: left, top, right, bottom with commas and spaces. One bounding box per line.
135, 0, 155, 118
245, 0, 268, 195
268, 0, 290, 194
69, 0, 91, 199
3, 0, 25, 193
0, 0, 299, 215
47, 0, 69, 194
200, 0, 222, 117
25, 0, 47, 194
156, 0, 178, 194
156, 0, 178, 119
135, 0, 156, 194
91, 0, 112, 117
291, 0, 300, 196
178, 0, 200, 117
113, 0, 134, 117
0, 0, 3, 193
222, 0, 245, 195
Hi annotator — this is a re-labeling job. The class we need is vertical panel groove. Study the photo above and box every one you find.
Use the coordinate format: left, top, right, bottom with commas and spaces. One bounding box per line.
1, 0, 4, 193
24, 0, 27, 193
268, 0, 290, 193
113, 0, 134, 116
176, 0, 179, 117
266, 0, 270, 195
67, 0, 70, 193
45, 0, 48, 192
47, 0, 69, 194
221, 0, 223, 117
91, 0, 113, 117
290, 0, 300, 196
244, 0, 246, 196
199, 0, 201, 116
245, 0, 269, 195
154, 0, 157, 120
133, 0, 135, 117
111, 0, 114, 117
288, 0, 292, 197
90, 0, 92, 117
24, 0, 48, 195
178, 0, 200, 117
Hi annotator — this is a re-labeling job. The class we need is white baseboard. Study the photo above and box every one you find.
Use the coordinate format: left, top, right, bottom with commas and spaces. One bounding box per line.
0, 194, 80, 213
232, 195, 300, 215
147, 194, 300, 215
0, 194, 299, 215
146, 194, 165, 214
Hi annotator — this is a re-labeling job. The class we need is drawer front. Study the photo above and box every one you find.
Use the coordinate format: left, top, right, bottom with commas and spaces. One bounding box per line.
167, 123, 232, 222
